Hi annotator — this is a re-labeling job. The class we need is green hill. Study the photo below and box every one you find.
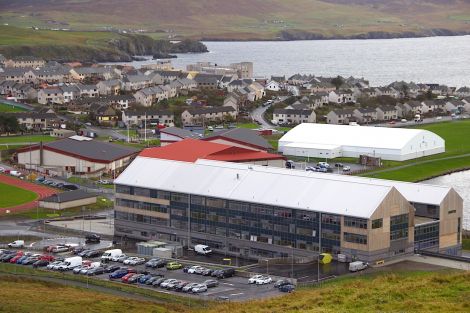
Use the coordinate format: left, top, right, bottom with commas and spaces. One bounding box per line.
0, 0, 469, 40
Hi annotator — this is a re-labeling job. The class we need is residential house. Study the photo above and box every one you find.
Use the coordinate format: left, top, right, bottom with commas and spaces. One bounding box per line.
247, 81, 266, 101
376, 105, 398, 121
360, 88, 379, 98
353, 108, 378, 124
310, 92, 329, 108
122, 74, 157, 91
77, 84, 99, 98
122, 109, 174, 127
103, 95, 135, 110
97, 79, 122, 95
169, 78, 198, 93
202, 128, 272, 152
455, 87, 470, 98
270, 76, 286, 83
375, 87, 400, 98
4, 56, 45, 68
70, 67, 118, 81
24, 66, 71, 85
308, 80, 336, 93
421, 100, 446, 114
218, 75, 237, 89
10, 83, 37, 100
8, 112, 59, 130
272, 108, 316, 125
328, 90, 356, 104
194, 74, 222, 90
61, 85, 80, 103
287, 74, 314, 85
398, 101, 423, 117
227, 79, 253, 92
90, 103, 119, 126
444, 100, 465, 114
326, 108, 356, 124
266, 80, 281, 92
154, 70, 183, 82
181, 107, 237, 126
38, 88, 64, 105
0, 68, 29, 83
133, 86, 168, 107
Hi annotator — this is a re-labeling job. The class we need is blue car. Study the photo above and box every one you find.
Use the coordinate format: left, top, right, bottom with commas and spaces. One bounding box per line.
138, 274, 153, 284
109, 269, 128, 279
16, 255, 28, 264
279, 284, 295, 293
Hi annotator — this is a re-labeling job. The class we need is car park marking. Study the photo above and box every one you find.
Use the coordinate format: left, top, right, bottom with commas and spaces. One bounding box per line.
222, 282, 234, 286
298, 275, 309, 280
229, 292, 244, 296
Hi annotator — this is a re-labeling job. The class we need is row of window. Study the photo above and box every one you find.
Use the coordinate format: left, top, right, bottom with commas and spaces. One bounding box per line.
344, 217, 368, 229
344, 232, 368, 245
115, 198, 168, 214
115, 211, 168, 226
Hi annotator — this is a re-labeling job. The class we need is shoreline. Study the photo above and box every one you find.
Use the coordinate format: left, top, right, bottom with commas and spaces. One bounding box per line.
416, 167, 470, 183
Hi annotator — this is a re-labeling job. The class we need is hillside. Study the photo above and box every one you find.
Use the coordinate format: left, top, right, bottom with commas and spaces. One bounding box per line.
0, 270, 469, 313
0, 0, 469, 40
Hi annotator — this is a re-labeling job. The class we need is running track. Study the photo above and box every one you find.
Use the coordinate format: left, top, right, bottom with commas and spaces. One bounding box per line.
0, 174, 58, 214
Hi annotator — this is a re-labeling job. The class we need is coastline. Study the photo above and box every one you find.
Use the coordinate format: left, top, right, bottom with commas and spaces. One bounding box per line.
416, 167, 470, 183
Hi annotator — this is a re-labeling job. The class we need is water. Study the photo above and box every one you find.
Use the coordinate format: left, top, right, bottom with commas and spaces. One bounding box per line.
108, 36, 470, 86
423, 170, 470, 230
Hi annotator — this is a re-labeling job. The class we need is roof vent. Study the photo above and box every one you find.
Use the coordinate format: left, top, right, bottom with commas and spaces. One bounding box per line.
236, 173, 240, 180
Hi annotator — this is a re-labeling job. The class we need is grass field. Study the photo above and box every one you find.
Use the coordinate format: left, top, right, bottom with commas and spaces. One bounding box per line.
0, 182, 37, 208
363, 120, 470, 182
463, 238, 470, 251
0, 102, 26, 113
0, 270, 468, 313
0, 135, 56, 144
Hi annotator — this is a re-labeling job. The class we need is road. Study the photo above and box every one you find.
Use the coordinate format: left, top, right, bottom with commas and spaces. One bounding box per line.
250, 96, 289, 129
374, 115, 459, 128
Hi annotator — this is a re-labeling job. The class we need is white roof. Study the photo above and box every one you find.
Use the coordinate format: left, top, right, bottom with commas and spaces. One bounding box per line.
115, 157, 399, 219
279, 123, 443, 150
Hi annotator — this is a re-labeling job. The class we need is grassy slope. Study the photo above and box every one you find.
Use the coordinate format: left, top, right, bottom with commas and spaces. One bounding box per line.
0, 103, 26, 113
363, 120, 470, 182
0, 182, 37, 208
0, 135, 56, 144
0, 0, 468, 39
0, 271, 468, 313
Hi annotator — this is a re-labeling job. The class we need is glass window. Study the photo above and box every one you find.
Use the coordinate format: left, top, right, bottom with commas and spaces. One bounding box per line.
372, 218, 383, 229
322, 214, 341, 225
206, 198, 226, 208
344, 232, 368, 245
344, 217, 368, 229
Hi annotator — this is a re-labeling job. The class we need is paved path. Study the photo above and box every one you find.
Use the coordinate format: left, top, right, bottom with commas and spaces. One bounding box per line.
0, 174, 57, 213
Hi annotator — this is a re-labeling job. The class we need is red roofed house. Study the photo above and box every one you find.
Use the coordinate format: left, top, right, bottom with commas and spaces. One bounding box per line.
139, 138, 285, 167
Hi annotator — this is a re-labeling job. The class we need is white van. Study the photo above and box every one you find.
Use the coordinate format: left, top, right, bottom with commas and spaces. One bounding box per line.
194, 244, 212, 256
58, 256, 82, 271
101, 249, 122, 261
349, 261, 368, 272
8, 240, 24, 248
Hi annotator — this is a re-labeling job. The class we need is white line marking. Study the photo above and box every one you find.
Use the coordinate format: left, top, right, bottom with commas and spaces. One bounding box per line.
229, 292, 244, 296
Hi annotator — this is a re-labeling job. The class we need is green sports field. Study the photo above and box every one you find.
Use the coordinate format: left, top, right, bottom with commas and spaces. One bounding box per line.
0, 182, 37, 208
0, 103, 26, 113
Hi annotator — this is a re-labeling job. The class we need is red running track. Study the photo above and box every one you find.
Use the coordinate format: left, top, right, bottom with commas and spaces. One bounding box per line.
0, 174, 58, 214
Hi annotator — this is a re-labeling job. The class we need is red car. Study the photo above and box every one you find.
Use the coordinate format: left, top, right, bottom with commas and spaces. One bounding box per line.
40, 255, 55, 262
121, 273, 137, 283
9, 252, 24, 264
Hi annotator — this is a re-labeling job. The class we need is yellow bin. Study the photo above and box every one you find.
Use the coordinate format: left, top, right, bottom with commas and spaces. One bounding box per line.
319, 253, 332, 264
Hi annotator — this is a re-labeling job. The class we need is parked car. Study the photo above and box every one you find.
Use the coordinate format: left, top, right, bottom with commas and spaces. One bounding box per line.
194, 244, 212, 256
73, 265, 88, 274
182, 282, 200, 292
78, 249, 91, 257
138, 274, 153, 284
279, 284, 295, 293
285, 160, 295, 169
305, 166, 316, 172
123, 257, 146, 265
248, 275, 264, 284
127, 274, 144, 284
145, 276, 161, 285
104, 264, 122, 273
151, 277, 167, 287
113, 254, 128, 262
101, 249, 122, 261
349, 261, 368, 272
188, 265, 204, 274
343, 166, 351, 172
109, 269, 134, 280
52, 245, 69, 253
32, 259, 49, 268
192, 284, 208, 293
203, 279, 219, 288
256, 276, 272, 285
166, 261, 183, 270
160, 279, 178, 288
334, 163, 344, 168
84, 250, 101, 258
274, 279, 293, 288
165, 280, 181, 290
47, 261, 63, 270
216, 268, 235, 279
121, 273, 137, 283
202, 268, 214, 276
145, 258, 166, 268
174, 281, 189, 291
87, 266, 105, 276
317, 162, 330, 168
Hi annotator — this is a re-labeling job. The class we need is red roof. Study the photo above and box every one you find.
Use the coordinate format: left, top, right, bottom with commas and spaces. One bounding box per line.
139, 139, 284, 163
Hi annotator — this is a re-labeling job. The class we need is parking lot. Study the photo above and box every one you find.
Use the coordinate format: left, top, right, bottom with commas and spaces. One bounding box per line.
0, 248, 290, 301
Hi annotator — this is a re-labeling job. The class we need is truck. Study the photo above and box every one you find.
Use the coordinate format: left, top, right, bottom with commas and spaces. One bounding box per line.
349, 261, 368, 272
58, 256, 82, 271
101, 249, 122, 261
8, 240, 24, 248
194, 244, 212, 256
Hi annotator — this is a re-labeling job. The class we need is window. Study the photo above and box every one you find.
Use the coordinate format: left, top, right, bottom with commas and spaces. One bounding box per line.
390, 229, 408, 241
206, 198, 226, 208
372, 218, 383, 229
448, 210, 456, 214
344, 232, 368, 245
322, 214, 341, 225
344, 217, 368, 229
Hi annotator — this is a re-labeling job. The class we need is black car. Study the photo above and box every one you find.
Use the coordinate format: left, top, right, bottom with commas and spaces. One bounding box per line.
203, 279, 219, 288
32, 260, 49, 268
145, 276, 160, 285
127, 274, 144, 284
104, 264, 121, 273
1, 253, 16, 262
211, 269, 222, 277
72, 247, 87, 255
78, 249, 91, 257
216, 268, 235, 279
174, 281, 189, 291
279, 284, 295, 293
85, 234, 101, 244
63, 184, 79, 190
202, 268, 214, 276
274, 279, 292, 288
87, 267, 105, 276
84, 250, 101, 258
182, 266, 191, 273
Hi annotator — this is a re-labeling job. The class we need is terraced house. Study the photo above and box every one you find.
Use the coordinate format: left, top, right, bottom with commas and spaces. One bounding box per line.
114, 158, 463, 262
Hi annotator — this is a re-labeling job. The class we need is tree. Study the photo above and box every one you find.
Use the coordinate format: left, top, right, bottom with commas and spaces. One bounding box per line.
331, 76, 344, 90
0, 115, 20, 134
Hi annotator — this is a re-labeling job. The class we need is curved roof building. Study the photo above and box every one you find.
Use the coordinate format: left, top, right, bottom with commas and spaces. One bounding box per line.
278, 123, 445, 161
